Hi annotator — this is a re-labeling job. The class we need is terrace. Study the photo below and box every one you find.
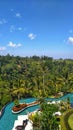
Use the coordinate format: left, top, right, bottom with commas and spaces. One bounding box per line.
12, 115, 33, 130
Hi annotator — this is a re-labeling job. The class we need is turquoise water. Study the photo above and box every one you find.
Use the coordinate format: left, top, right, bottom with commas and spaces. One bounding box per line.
46, 93, 73, 103
0, 94, 73, 130
0, 98, 40, 130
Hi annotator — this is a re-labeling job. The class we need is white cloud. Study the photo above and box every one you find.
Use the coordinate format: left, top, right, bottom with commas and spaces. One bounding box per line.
8, 42, 16, 47
0, 19, 7, 24
68, 37, 73, 44
17, 43, 22, 47
28, 33, 36, 40
8, 41, 22, 48
15, 13, 21, 18
10, 25, 15, 32
0, 46, 6, 51
10, 25, 23, 32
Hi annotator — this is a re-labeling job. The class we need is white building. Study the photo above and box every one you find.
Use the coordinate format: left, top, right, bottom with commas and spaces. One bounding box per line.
12, 115, 33, 130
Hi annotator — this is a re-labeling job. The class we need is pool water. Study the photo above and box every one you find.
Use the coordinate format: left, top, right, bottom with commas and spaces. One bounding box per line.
47, 93, 73, 103
0, 98, 40, 130
0, 94, 73, 130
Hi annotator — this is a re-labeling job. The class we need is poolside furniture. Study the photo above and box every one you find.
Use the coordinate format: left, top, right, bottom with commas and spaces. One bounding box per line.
15, 125, 24, 130
15, 119, 28, 130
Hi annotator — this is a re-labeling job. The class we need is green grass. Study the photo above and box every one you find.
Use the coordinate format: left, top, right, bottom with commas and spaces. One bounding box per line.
68, 114, 73, 130
60, 109, 73, 130
60, 115, 67, 130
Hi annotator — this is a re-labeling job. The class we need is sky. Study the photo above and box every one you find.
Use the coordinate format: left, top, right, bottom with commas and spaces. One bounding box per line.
0, 0, 73, 59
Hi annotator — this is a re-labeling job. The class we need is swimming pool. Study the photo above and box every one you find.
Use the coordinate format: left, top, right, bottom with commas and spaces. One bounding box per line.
47, 93, 73, 103
0, 98, 40, 130
0, 93, 73, 130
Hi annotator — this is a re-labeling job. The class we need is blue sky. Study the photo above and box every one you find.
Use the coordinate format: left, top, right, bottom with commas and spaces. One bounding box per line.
0, 0, 73, 59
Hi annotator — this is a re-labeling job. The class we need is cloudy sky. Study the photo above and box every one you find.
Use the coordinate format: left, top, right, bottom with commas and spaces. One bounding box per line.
0, 0, 73, 59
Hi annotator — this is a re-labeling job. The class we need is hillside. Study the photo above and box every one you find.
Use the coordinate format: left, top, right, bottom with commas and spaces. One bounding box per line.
0, 54, 73, 109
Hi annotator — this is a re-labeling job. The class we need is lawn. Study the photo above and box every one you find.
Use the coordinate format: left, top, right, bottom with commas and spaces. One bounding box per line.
68, 114, 73, 130
60, 109, 73, 130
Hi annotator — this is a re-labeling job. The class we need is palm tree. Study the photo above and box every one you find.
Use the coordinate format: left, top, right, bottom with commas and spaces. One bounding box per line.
40, 102, 59, 130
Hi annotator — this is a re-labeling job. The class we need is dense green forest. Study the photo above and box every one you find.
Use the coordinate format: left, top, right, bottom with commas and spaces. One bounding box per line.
0, 54, 73, 109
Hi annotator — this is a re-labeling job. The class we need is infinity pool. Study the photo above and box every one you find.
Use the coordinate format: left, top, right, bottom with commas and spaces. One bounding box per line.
0, 94, 73, 130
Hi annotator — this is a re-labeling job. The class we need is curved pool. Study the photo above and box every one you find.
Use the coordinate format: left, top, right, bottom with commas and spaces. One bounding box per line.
0, 98, 40, 130
0, 94, 73, 130
47, 93, 73, 103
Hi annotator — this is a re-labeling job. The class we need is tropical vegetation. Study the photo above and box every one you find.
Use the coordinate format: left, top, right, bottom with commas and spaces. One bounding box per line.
0, 54, 73, 109
0, 54, 73, 129
29, 101, 59, 130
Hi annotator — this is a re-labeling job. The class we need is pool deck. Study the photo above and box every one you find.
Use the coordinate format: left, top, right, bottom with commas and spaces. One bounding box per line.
12, 115, 33, 130
0, 106, 6, 119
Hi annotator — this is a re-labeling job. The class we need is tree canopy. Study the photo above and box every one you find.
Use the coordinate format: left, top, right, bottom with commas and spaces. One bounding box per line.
0, 55, 73, 109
